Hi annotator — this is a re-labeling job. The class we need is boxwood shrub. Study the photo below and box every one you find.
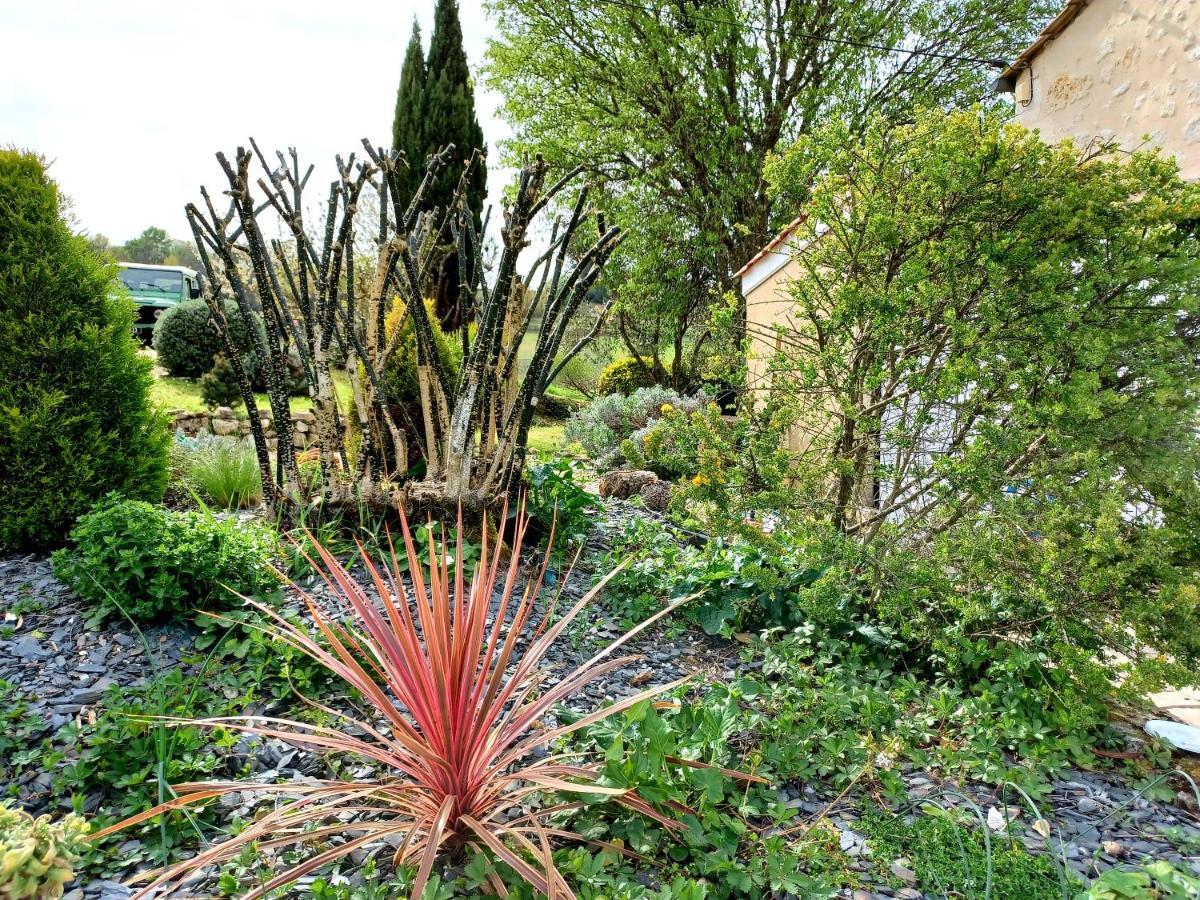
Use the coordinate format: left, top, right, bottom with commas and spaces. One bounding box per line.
153, 297, 265, 380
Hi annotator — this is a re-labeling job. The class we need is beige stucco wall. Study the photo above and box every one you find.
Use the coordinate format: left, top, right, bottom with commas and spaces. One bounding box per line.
743, 253, 875, 511
1011, 0, 1199, 180
744, 255, 801, 400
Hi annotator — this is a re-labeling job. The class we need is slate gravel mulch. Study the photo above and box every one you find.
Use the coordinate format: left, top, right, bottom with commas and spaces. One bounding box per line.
2, 501, 1198, 898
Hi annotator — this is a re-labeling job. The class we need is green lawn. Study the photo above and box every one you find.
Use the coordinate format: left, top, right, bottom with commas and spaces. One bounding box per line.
527, 423, 565, 454
151, 372, 352, 415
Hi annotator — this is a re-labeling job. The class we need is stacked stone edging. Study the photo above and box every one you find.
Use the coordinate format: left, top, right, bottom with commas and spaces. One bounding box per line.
170, 407, 317, 450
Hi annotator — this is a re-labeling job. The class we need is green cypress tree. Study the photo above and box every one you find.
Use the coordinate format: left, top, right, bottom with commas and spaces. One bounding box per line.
423, 0, 487, 230
391, 20, 428, 211
0, 150, 169, 551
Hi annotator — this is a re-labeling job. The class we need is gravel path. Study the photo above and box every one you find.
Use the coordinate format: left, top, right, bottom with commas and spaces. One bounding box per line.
2, 501, 1198, 898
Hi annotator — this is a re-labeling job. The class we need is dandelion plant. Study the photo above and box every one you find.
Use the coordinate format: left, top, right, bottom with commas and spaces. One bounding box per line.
96, 508, 694, 897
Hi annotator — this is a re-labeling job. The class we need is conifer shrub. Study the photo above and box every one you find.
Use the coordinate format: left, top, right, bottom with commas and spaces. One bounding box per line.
152, 298, 264, 379
198, 353, 241, 409
362, 298, 459, 469
0, 150, 169, 551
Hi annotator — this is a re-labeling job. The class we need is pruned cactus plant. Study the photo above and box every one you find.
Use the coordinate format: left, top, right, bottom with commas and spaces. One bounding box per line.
0, 803, 89, 899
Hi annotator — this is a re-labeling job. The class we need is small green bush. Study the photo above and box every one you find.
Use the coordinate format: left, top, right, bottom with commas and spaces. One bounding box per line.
0, 150, 169, 551
380, 299, 458, 405
0, 802, 89, 899
198, 353, 242, 409
153, 298, 264, 379
52, 496, 278, 621
596, 356, 661, 396
368, 299, 459, 470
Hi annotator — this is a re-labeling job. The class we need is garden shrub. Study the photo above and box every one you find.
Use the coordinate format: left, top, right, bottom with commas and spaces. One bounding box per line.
0, 150, 169, 551
565, 386, 704, 470
0, 802, 89, 899
379, 298, 458, 404
52, 496, 278, 621
595, 356, 661, 396
198, 353, 241, 409
152, 298, 264, 380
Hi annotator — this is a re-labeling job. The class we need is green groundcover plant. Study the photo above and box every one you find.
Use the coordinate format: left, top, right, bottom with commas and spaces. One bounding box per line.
52, 496, 278, 621
0, 150, 169, 551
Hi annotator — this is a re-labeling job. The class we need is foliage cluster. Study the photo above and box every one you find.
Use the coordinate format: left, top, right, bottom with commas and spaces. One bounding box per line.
564, 696, 837, 898
858, 805, 1070, 899
0, 682, 45, 791
598, 518, 1134, 796
0, 802, 89, 899
599, 518, 823, 635
1082, 861, 1200, 899
52, 496, 278, 621
523, 454, 600, 549
0, 149, 168, 552
565, 387, 704, 470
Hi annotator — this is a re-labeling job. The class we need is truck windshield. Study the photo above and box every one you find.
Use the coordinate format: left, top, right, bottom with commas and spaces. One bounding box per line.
119, 268, 183, 294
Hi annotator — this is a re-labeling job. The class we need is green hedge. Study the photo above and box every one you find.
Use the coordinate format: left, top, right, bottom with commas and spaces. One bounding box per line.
0, 150, 169, 551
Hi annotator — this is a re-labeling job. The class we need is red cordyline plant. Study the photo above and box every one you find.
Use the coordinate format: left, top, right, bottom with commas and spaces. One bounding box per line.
94, 508, 698, 898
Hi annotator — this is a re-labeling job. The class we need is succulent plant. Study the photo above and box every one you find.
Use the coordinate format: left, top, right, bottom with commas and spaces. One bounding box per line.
0, 803, 89, 899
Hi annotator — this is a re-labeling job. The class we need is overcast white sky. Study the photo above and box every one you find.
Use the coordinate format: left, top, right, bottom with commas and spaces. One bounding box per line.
1, 0, 509, 245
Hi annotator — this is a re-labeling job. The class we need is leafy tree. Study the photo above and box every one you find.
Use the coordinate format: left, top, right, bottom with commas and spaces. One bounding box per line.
121, 225, 173, 264
392, 21, 428, 211
748, 108, 1200, 695
86, 233, 113, 257
487, 0, 1054, 383
0, 151, 169, 551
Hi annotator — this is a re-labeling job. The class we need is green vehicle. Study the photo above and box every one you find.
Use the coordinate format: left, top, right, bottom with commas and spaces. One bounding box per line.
117, 263, 202, 341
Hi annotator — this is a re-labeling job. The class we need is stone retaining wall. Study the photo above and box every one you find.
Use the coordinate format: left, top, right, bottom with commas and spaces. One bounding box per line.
170, 407, 317, 450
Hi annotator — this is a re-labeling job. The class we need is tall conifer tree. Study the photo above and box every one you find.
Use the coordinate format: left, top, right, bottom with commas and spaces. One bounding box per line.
391, 0, 487, 328
423, 0, 486, 231
392, 21, 428, 210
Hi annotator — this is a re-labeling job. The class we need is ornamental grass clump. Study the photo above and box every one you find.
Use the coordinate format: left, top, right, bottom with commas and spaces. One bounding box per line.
98, 508, 693, 897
